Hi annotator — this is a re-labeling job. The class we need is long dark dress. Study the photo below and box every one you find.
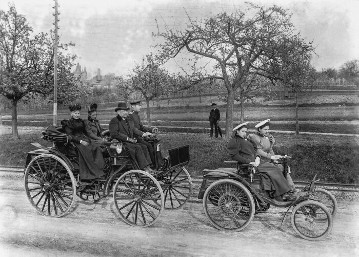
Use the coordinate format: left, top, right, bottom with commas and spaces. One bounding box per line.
228, 133, 290, 197
247, 133, 291, 197
64, 118, 105, 180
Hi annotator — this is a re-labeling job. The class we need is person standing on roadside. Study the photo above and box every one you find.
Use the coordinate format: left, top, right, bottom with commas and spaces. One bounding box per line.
209, 103, 222, 138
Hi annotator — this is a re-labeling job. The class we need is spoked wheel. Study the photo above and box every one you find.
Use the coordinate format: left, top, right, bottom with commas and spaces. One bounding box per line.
24, 154, 76, 217
310, 188, 337, 217
291, 200, 333, 241
113, 170, 164, 227
160, 167, 192, 209
203, 179, 255, 231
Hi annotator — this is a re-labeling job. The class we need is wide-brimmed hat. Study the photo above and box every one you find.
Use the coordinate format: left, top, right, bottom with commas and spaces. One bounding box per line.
211, 103, 217, 106
233, 122, 249, 131
255, 119, 270, 129
129, 100, 141, 105
69, 103, 81, 112
115, 102, 130, 112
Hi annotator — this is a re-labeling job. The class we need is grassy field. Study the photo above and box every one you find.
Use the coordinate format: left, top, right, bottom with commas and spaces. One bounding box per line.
1, 131, 358, 184
1, 104, 359, 134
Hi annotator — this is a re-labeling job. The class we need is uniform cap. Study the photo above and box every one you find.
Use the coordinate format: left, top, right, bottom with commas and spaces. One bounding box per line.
233, 122, 249, 131
255, 119, 270, 128
130, 100, 141, 105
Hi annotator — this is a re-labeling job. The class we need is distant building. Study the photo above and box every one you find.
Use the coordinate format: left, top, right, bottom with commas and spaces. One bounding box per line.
74, 63, 88, 81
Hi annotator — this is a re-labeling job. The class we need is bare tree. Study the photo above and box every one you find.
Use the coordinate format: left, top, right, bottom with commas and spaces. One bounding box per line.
130, 53, 172, 126
156, 4, 314, 137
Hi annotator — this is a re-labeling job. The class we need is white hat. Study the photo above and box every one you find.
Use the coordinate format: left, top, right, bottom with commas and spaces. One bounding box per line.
255, 119, 270, 128
233, 122, 249, 131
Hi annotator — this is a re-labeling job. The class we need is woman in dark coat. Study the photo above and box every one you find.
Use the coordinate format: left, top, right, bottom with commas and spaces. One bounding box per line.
228, 122, 295, 201
63, 103, 105, 180
84, 103, 107, 142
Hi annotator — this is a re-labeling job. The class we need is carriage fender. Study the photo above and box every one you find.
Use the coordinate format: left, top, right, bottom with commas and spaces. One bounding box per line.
198, 169, 249, 199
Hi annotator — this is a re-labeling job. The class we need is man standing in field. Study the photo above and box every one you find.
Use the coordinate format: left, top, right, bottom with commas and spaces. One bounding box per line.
209, 103, 222, 138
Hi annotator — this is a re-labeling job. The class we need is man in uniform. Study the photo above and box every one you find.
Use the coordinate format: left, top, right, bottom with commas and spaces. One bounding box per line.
109, 101, 154, 173
209, 103, 222, 138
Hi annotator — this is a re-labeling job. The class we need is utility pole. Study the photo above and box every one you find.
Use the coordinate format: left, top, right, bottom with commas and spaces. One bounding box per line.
53, 0, 59, 126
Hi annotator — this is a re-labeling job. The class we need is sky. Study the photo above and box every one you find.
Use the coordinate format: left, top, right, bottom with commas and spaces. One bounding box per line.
1, 0, 359, 78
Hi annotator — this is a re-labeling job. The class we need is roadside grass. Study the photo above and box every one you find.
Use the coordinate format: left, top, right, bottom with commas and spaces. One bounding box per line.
2, 120, 358, 134
1, 132, 358, 184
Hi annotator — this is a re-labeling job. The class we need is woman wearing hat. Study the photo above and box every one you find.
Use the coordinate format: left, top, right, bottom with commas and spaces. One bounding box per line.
84, 103, 107, 143
228, 122, 295, 201
63, 103, 105, 180
248, 119, 295, 198
227, 122, 259, 165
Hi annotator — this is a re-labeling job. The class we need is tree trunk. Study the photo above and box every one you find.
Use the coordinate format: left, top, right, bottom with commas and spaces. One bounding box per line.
11, 99, 19, 139
295, 91, 299, 135
145, 99, 151, 126
240, 93, 244, 122
225, 89, 235, 139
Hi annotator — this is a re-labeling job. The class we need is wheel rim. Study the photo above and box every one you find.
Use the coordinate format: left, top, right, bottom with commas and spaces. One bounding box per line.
310, 188, 337, 217
204, 179, 255, 231
161, 167, 192, 209
292, 200, 332, 240
113, 170, 164, 227
24, 154, 76, 217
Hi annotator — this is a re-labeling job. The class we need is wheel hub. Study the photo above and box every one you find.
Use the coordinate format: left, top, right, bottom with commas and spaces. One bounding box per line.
218, 194, 241, 215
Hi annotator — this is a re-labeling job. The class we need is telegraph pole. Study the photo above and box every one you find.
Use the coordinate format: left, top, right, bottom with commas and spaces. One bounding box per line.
53, 0, 59, 126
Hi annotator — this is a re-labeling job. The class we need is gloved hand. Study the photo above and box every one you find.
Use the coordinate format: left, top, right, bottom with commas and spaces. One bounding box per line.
249, 156, 260, 167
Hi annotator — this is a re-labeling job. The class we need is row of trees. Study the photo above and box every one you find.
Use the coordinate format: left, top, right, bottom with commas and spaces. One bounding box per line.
2, 3, 358, 138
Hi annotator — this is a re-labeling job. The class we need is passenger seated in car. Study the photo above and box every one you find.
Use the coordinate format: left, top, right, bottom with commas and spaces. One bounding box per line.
84, 103, 108, 144
63, 103, 105, 180
109, 101, 155, 174
247, 119, 295, 191
127, 100, 157, 165
227, 122, 296, 201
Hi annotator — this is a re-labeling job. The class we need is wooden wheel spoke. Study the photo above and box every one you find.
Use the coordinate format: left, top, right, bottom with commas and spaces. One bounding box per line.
134, 203, 139, 224
125, 201, 137, 219
140, 202, 157, 220
171, 187, 188, 198
138, 202, 147, 224
51, 192, 65, 213
142, 199, 161, 211
117, 199, 136, 211
53, 191, 70, 207
168, 189, 186, 204
171, 178, 188, 185
28, 186, 42, 192
50, 193, 58, 215
41, 194, 49, 212
35, 191, 46, 206
31, 190, 43, 199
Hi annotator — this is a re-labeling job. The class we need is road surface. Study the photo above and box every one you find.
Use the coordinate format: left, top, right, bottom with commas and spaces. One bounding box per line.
0, 171, 358, 257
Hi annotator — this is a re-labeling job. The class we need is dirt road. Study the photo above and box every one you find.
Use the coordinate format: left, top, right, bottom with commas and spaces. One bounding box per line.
0, 172, 358, 257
